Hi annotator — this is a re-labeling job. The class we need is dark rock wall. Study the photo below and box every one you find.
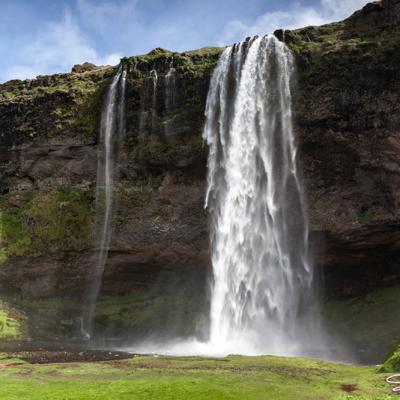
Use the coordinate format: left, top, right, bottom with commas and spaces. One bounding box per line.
0, 1, 399, 339
285, 0, 400, 295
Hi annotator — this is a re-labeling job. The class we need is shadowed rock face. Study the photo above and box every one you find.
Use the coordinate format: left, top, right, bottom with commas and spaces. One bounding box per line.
282, 0, 400, 295
0, 1, 399, 337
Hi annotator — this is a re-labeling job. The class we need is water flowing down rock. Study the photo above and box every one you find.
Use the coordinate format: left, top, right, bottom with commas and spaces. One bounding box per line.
164, 62, 177, 139
203, 35, 323, 356
82, 66, 127, 339
150, 69, 158, 133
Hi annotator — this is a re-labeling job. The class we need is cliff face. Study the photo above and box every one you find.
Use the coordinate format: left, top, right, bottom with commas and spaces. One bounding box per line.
0, 1, 399, 340
286, 0, 400, 295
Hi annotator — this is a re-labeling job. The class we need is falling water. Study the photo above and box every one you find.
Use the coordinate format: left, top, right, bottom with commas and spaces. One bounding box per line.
163, 62, 177, 138
165, 62, 177, 110
126, 35, 328, 358
150, 69, 158, 133
82, 65, 127, 339
202, 35, 322, 356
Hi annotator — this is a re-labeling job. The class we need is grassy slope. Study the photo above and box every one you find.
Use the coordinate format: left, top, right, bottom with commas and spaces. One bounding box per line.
0, 355, 395, 400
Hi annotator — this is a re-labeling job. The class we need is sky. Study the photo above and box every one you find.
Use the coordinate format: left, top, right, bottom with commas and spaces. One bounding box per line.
0, 0, 370, 83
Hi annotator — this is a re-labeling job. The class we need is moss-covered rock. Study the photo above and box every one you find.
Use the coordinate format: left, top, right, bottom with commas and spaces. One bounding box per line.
133, 133, 206, 170
0, 301, 27, 340
381, 343, 400, 372
0, 66, 114, 146
0, 187, 95, 262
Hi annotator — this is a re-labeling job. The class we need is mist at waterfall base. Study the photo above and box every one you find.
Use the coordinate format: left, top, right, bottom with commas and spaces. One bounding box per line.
124, 35, 337, 360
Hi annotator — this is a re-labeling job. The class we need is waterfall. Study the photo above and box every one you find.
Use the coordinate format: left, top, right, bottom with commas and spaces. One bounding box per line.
125, 35, 329, 358
150, 69, 158, 133
164, 62, 177, 138
82, 65, 127, 340
202, 35, 322, 356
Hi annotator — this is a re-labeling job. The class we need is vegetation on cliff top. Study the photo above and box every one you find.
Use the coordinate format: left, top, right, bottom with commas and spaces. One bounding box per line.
0, 67, 113, 140
123, 46, 222, 77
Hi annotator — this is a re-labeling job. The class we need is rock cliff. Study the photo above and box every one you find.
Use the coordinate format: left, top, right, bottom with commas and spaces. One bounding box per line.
0, 0, 399, 342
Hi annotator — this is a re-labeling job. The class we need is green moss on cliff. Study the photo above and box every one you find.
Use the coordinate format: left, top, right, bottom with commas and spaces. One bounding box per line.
0, 67, 113, 140
72, 75, 112, 135
135, 134, 206, 169
0, 187, 95, 262
381, 343, 400, 373
124, 46, 222, 78
1, 295, 81, 339
178, 47, 223, 76
288, 23, 400, 82
0, 195, 32, 262
26, 187, 94, 253
0, 302, 27, 340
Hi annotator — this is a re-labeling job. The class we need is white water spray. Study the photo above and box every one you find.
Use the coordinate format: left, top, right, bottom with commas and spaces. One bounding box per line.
201, 35, 322, 356
83, 66, 127, 339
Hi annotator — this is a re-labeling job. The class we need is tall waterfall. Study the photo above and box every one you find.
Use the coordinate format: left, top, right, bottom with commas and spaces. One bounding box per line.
202, 35, 321, 356
82, 65, 127, 339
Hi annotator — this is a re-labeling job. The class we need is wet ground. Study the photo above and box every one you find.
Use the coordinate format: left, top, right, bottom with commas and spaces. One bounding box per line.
3, 350, 133, 364
0, 340, 133, 364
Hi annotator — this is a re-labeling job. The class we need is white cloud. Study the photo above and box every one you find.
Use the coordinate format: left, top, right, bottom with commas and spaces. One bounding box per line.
3, 11, 121, 81
320, 0, 370, 19
77, 0, 139, 30
2, 0, 371, 82
219, 0, 370, 45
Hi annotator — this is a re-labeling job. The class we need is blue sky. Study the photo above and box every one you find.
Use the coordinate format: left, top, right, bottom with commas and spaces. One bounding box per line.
0, 0, 369, 82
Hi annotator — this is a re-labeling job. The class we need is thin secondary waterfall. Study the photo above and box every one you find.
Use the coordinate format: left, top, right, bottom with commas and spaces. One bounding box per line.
202, 35, 321, 356
165, 62, 176, 111
164, 62, 177, 138
150, 69, 158, 132
82, 65, 127, 339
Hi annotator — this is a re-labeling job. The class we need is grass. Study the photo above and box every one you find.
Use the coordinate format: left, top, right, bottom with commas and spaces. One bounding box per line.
0, 354, 395, 400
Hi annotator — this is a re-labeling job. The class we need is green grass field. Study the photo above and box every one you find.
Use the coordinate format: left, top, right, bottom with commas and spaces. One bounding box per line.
0, 354, 396, 400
